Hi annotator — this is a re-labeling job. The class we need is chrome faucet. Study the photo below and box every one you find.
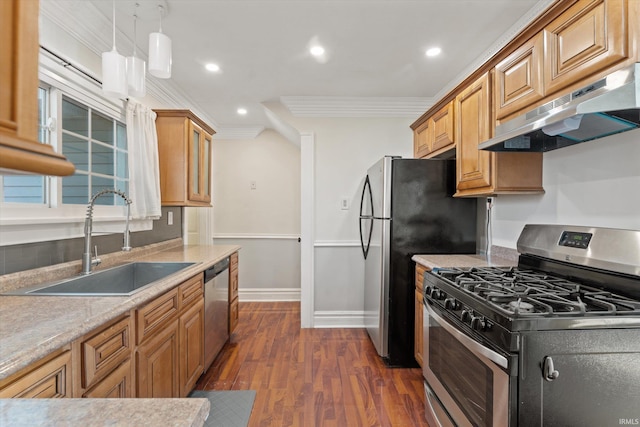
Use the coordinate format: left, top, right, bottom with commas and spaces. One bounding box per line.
82, 189, 132, 275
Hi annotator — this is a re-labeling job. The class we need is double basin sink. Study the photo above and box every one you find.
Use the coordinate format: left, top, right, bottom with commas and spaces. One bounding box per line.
4, 262, 196, 296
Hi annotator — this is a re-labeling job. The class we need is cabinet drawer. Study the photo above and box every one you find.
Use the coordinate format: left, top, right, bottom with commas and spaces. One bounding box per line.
0, 349, 72, 398
79, 316, 132, 389
229, 298, 239, 334
179, 273, 203, 311
137, 287, 180, 344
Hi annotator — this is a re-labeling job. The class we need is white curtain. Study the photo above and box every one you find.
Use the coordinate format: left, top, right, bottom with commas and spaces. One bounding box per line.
126, 101, 162, 219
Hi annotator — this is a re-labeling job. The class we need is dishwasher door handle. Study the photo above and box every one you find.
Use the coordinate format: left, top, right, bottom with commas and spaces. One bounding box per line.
204, 257, 230, 282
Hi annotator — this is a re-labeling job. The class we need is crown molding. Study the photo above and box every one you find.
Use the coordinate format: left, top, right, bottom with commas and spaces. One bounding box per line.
280, 96, 434, 118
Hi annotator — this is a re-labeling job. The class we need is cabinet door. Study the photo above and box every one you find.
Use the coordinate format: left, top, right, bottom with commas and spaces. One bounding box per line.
179, 299, 204, 397
136, 319, 180, 398
455, 72, 493, 195
413, 120, 431, 158
83, 359, 133, 398
0, 350, 72, 398
495, 32, 544, 120
414, 288, 423, 368
544, 0, 629, 96
430, 102, 455, 154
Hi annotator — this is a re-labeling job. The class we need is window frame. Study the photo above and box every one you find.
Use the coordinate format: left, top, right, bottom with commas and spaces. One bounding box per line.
0, 52, 153, 247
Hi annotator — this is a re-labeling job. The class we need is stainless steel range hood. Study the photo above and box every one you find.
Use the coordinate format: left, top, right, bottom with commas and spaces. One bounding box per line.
479, 63, 640, 152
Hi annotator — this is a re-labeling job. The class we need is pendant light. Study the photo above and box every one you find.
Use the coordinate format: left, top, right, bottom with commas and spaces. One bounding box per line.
127, 6, 146, 97
102, 0, 128, 98
148, 5, 172, 78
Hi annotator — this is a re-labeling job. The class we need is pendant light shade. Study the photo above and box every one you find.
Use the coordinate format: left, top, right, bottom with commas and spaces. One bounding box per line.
148, 5, 172, 78
127, 9, 146, 97
102, 0, 128, 98
127, 55, 146, 97
102, 49, 128, 98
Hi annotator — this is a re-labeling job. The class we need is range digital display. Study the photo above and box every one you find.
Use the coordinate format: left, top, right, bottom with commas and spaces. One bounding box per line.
559, 231, 592, 249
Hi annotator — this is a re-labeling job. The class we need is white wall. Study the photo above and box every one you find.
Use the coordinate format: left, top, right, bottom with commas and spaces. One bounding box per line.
491, 129, 640, 248
211, 130, 301, 297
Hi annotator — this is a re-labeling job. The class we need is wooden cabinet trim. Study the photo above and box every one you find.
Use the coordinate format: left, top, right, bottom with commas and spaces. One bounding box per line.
77, 315, 132, 390
178, 273, 204, 311
0, 348, 72, 398
137, 287, 180, 344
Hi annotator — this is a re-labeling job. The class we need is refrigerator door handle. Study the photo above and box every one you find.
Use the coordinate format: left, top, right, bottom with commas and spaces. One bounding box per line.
360, 217, 373, 259
359, 176, 374, 259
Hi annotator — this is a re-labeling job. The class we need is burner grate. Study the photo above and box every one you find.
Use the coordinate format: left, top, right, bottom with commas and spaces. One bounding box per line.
435, 267, 640, 318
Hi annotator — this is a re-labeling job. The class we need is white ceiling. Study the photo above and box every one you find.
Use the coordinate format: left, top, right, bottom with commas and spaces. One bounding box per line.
45, 0, 551, 136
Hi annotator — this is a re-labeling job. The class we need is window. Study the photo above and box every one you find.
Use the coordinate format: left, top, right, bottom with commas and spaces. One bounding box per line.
60, 96, 128, 206
0, 90, 128, 207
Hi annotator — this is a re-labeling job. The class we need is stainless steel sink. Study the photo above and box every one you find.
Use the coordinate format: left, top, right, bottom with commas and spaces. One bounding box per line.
4, 262, 196, 296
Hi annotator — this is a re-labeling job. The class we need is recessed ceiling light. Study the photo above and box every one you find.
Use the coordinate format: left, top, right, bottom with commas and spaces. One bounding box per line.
425, 47, 442, 57
205, 63, 220, 72
237, 108, 247, 115
310, 45, 325, 57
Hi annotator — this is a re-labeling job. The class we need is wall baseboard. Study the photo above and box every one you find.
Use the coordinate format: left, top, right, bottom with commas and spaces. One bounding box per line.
313, 311, 365, 328
239, 288, 301, 302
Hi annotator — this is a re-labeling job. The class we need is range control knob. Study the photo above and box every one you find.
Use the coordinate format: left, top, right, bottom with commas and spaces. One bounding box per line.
430, 288, 445, 300
444, 298, 460, 310
461, 309, 473, 323
470, 316, 487, 331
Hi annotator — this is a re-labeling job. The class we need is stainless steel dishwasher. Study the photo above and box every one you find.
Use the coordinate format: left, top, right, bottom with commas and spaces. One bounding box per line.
203, 257, 230, 372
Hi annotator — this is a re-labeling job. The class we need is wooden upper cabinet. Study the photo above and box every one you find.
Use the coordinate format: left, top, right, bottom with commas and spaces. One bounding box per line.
0, 0, 74, 175
494, 32, 545, 120
412, 101, 454, 158
455, 73, 543, 197
413, 119, 431, 158
155, 110, 214, 207
544, 0, 630, 96
455, 73, 493, 195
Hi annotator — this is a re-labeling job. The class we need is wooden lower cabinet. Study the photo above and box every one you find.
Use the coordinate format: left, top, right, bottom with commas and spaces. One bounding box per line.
82, 359, 133, 398
0, 348, 72, 398
136, 318, 180, 398
414, 264, 427, 368
179, 299, 205, 397
229, 251, 239, 334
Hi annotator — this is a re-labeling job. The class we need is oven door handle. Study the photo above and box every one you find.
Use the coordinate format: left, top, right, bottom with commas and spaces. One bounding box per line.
426, 304, 509, 370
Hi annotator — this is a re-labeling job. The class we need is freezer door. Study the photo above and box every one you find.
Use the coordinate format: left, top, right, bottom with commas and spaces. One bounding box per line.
363, 216, 391, 358
366, 156, 394, 220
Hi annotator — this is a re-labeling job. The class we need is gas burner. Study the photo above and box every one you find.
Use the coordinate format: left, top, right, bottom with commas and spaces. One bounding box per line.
508, 300, 534, 314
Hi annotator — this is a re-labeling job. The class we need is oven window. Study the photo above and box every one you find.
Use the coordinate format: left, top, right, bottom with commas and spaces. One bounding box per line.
429, 318, 494, 426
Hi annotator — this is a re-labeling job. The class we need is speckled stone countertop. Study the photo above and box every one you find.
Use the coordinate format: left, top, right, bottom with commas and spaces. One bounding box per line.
0, 398, 210, 427
0, 240, 240, 380
412, 246, 519, 270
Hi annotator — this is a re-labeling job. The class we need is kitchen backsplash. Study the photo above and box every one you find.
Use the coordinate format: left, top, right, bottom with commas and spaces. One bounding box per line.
0, 207, 182, 276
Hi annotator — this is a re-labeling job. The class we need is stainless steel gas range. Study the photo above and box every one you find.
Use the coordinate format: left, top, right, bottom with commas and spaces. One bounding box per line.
422, 224, 640, 427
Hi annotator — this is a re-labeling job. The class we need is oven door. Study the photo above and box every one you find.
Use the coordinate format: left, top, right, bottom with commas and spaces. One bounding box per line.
423, 302, 510, 427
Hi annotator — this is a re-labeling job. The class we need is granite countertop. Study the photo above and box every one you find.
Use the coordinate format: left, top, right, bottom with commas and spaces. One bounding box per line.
0, 241, 240, 427
412, 246, 519, 271
0, 398, 210, 427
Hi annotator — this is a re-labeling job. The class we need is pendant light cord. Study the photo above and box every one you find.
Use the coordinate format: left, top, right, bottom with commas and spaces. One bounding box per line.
158, 5, 164, 33
111, 0, 117, 50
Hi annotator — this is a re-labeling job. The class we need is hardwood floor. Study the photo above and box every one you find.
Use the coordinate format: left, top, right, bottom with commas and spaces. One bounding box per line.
195, 302, 428, 426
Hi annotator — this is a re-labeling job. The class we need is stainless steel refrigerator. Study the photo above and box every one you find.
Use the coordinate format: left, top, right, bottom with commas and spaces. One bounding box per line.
359, 156, 477, 367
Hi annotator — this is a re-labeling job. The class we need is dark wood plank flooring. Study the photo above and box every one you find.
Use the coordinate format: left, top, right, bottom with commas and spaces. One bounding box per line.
195, 302, 428, 426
